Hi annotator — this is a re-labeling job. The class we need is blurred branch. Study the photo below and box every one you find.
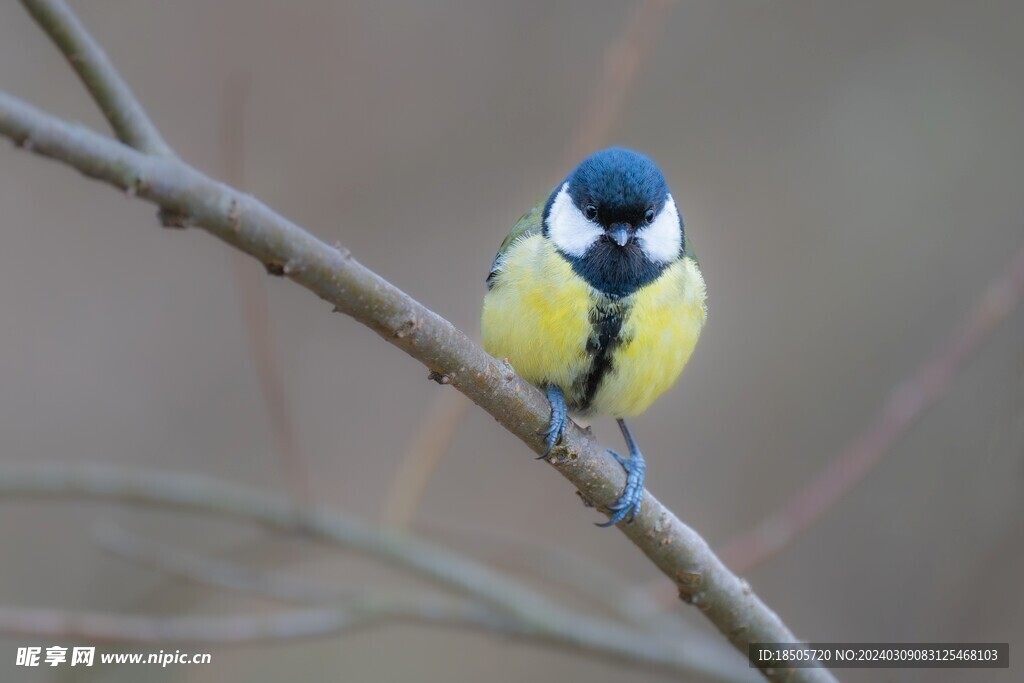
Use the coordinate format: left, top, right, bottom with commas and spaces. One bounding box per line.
93, 524, 337, 604
0, 462, 556, 622
94, 530, 762, 682
423, 520, 700, 639
0, 605, 362, 642
0, 599, 758, 680
221, 71, 311, 502
0, 3, 832, 678
383, 391, 472, 528
20, 0, 171, 156
566, 0, 675, 163
384, 0, 676, 529
716, 245, 1024, 573
99, 518, 701, 648
0, 599, 513, 644
1, 462, 756, 682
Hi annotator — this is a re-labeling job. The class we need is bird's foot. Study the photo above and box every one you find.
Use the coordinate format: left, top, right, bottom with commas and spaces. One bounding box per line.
596, 423, 647, 526
538, 385, 568, 459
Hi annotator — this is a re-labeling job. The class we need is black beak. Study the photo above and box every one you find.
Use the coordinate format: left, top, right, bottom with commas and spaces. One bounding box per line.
607, 223, 633, 247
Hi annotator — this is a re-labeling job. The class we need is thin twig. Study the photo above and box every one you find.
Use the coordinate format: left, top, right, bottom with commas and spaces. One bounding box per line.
99, 517, 702, 649
101, 517, 700, 647
0, 605, 361, 643
93, 524, 755, 679
0, 91, 831, 682
221, 71, 311, 502
566, 0, 675, 164
424, 520, 695, 634
0, 462, 755, 682
0, 599, 757, 680
20, 0, 172, 156
0, 600, 511, 644
383, 391, 472, 528
0, 461, 556, 622
93, 524, 338, 604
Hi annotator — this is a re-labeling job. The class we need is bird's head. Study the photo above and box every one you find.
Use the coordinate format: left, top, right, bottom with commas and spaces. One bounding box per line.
544, 148, 683, 297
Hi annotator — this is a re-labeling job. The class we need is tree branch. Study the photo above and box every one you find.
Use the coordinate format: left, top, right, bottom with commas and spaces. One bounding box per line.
0, 93, 835, 682
0, 461, 756, 682
98, 518, 707, 652
0, 4, 835, 676
0, 594, 571, 646
92, 524, 340, 604
0, 602, 493, 644
20, 0, 172, 156
0, 599, 759, 680
423, 521, 702, 638
0, 90, 833, 681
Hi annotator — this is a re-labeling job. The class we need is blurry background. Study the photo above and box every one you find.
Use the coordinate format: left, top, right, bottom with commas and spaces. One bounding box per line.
1, 1, 1023, 681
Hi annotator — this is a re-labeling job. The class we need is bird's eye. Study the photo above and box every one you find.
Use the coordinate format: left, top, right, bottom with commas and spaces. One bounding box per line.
584, 204, 598, 221
644, 208, 656, 225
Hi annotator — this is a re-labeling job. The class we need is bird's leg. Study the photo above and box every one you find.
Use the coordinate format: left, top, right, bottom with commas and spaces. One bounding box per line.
596, 418, 647, 526
539, 385, 568, 459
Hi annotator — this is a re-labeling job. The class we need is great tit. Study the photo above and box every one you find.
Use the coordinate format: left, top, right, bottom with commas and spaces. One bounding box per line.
482, 148, 706, 526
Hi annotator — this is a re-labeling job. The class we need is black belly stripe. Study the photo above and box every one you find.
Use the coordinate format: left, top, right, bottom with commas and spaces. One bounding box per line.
575, 302, 627, 412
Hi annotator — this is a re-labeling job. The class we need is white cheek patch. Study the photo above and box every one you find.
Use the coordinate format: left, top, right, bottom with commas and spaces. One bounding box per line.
637, 194, 682, 264
546, 183, 603, 258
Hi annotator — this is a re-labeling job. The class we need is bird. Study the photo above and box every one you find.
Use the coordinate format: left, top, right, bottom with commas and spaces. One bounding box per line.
482, 147, 707, 526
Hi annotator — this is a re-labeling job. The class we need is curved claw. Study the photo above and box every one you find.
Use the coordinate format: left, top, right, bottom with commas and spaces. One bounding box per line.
595, 445, 647, 527
538, 385, 568, 459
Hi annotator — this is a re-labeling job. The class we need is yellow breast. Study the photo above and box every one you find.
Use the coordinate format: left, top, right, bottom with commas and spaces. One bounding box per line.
482, 234, 706, 418
589, 256, 706, 417
482, 234, 594, 390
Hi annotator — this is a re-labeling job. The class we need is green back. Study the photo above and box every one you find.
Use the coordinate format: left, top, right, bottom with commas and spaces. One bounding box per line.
486, 193, 549, 288
683, 231, 699, 265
